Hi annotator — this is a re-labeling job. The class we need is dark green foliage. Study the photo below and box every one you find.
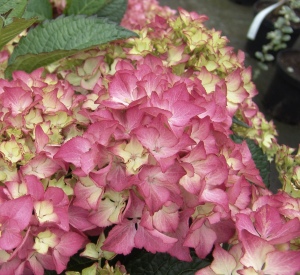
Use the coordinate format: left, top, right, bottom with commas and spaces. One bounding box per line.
5, 15, 137, 78
23, 0, 53, 21
121, 249, 211, 275
95, 0, 127, 24
0, 0, 28, 20
65, 0, 128, 24
0, 17, 36, 50
65, 0, 108, 16
231, 134, 270, 188
246, 138, 270, 188
66, 251, 96, 272
232, 116, 250, 128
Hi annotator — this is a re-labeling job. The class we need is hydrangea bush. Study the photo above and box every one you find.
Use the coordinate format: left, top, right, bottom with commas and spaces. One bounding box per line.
0, 0, 300, 274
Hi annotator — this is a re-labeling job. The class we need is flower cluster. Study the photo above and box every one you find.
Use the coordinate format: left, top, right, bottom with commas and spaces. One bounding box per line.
197, 191, 300, 275
0, 0, 299, 274
275, 144, 300, 198
0, 70, 87, 274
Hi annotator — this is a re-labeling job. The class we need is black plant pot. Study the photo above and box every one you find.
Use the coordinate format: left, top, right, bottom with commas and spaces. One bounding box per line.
246, 0, 300, 58
262, 49, 300, 125
232, 0, 258, 5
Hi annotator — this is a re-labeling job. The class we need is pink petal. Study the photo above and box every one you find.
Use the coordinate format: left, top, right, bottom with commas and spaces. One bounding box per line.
227, 176, 251, 210
0, 195, 33, 230
68, 205, 97, 231
109, 71, 138, 100
254, 205, 282, 239
134, 126, 161, 150
41, 89, 68, 113
195, 155, 227, 187
0, 223, 23, 250
55, 231, 86, 257
115, 59, 135, 71
195, 267, 216, 275
89, 162, 111, 188
264, 250, 300, 275
136, 165, 183, 212
103, 221, 136, 255
54, 137, 91, 166
138, 177, 171, 212
53, 250, 70, 274
35, 253, 55, 272
166, 208, 194, 262
0, 257, 22, 275
135, 120, 194, 171
254, 205, 300, 244
105, 71, 146, 108
179, 172, 203, 195
22, 154, 61, 178
25, 175, 45, 201
27, 254, 45, 275
2, 87, 33, 116
240, 230, 274, 271
200, 188, 229, 211
112, 106, 146, 139
73, 180, 104, 210
184, 219, 217, 259
88, 200, 117, 227
80, 144, 101, 174
84, 120, 118, 146
135, 226, 177, 253
211, 219, 236, 244
181, 142, 207, 163
44, 187, 68, 205
34, 125, 49, 153
106, 160, 130, 191
210, 245, 237, 275
152, 203, 179, 232
138, 72, 167, 97
236, 213, 259, 237
163, 82, 190, 102
170, 100, 203, 126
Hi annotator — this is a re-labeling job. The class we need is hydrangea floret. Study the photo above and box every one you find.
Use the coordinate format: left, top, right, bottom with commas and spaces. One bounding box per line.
0, 0, 300, 274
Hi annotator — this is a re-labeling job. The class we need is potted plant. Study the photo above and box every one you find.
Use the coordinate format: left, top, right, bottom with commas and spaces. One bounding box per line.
262, 49, 300, 124
246, 0, 300, 64
246, 0, 300, 124
0, 0, 299, 274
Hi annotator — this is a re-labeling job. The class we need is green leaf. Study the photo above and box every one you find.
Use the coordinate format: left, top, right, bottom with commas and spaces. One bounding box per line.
282, 34, 291, 42
0, 17, 36, 50
23, 0, 53, 21
44, 270, 58, 275
5, 14, 138, 79
0, 0, 28, 19
66, 252, 95, 272
96, 0, 127, 24
246, 138, 270, 188
121, 249, 210, 275
65, 0, 108, 16
232, 116, 250, 128
282, 26, 293, 34
65, 0, 127, 24
231, 134, 270, 188
264, 54, 275, 62
254, 51, 264, 61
